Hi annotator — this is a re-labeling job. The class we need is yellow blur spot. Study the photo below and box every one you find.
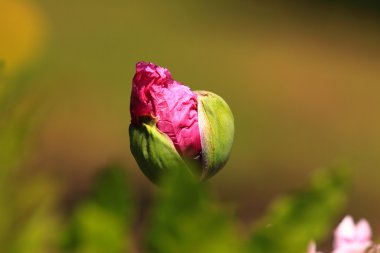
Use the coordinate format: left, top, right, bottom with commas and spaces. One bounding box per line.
0, 0, 46, 75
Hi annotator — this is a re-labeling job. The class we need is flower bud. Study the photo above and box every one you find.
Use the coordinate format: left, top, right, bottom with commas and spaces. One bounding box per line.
129, 62, 234, 183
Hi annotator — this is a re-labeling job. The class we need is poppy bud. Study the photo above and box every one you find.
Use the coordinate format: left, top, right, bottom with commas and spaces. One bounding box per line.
129, 62, 234, 183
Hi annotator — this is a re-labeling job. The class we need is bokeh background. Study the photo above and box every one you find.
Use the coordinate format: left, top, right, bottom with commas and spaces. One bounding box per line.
2, 0, 380, 250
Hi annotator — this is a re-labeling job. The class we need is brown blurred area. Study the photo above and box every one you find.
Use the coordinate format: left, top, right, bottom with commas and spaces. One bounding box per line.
11, 0, 380, 236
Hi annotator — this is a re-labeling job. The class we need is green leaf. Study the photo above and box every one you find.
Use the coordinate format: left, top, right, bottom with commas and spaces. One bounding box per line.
145, 169, 247, 253
59, 165, 133, 253
248, 165, 349, 253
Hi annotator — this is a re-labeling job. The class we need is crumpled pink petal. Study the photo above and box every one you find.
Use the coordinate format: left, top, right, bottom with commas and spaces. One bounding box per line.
130, 61, 201, 158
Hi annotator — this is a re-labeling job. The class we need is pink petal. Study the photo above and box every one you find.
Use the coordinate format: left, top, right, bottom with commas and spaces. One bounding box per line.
130, 61, 202, 158
355, 219, 372, 243
334, 216, 356, 249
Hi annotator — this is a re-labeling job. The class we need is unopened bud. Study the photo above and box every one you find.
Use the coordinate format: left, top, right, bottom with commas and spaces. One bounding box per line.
129, 62, 234, 183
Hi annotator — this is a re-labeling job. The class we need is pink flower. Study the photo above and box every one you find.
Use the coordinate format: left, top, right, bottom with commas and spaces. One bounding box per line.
307, 216, 374, 253
130, 61, 201, 158
332, 216, 372, 253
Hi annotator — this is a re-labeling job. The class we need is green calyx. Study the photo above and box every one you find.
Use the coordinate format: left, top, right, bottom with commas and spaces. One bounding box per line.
196, 91, 234, 179
129, 121, 193, 184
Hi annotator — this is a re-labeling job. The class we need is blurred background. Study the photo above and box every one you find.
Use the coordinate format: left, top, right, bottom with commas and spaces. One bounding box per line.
1, 0, 380, 251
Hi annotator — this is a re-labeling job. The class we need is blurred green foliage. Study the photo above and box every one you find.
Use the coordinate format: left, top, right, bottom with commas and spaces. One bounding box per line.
59, 165, 133, 253
0, 70, 60, 253
249, 166, 348, 253
140, 165, 348, 253
144, 169, 246, 253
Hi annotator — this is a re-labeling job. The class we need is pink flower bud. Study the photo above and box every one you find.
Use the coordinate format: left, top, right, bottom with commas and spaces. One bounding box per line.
130, 61, 201, 158
129, 61, 234, 183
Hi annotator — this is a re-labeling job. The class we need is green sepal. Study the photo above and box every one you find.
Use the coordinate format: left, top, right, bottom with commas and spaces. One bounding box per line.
196, 91, 234, 179
129, 121, 192, 184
